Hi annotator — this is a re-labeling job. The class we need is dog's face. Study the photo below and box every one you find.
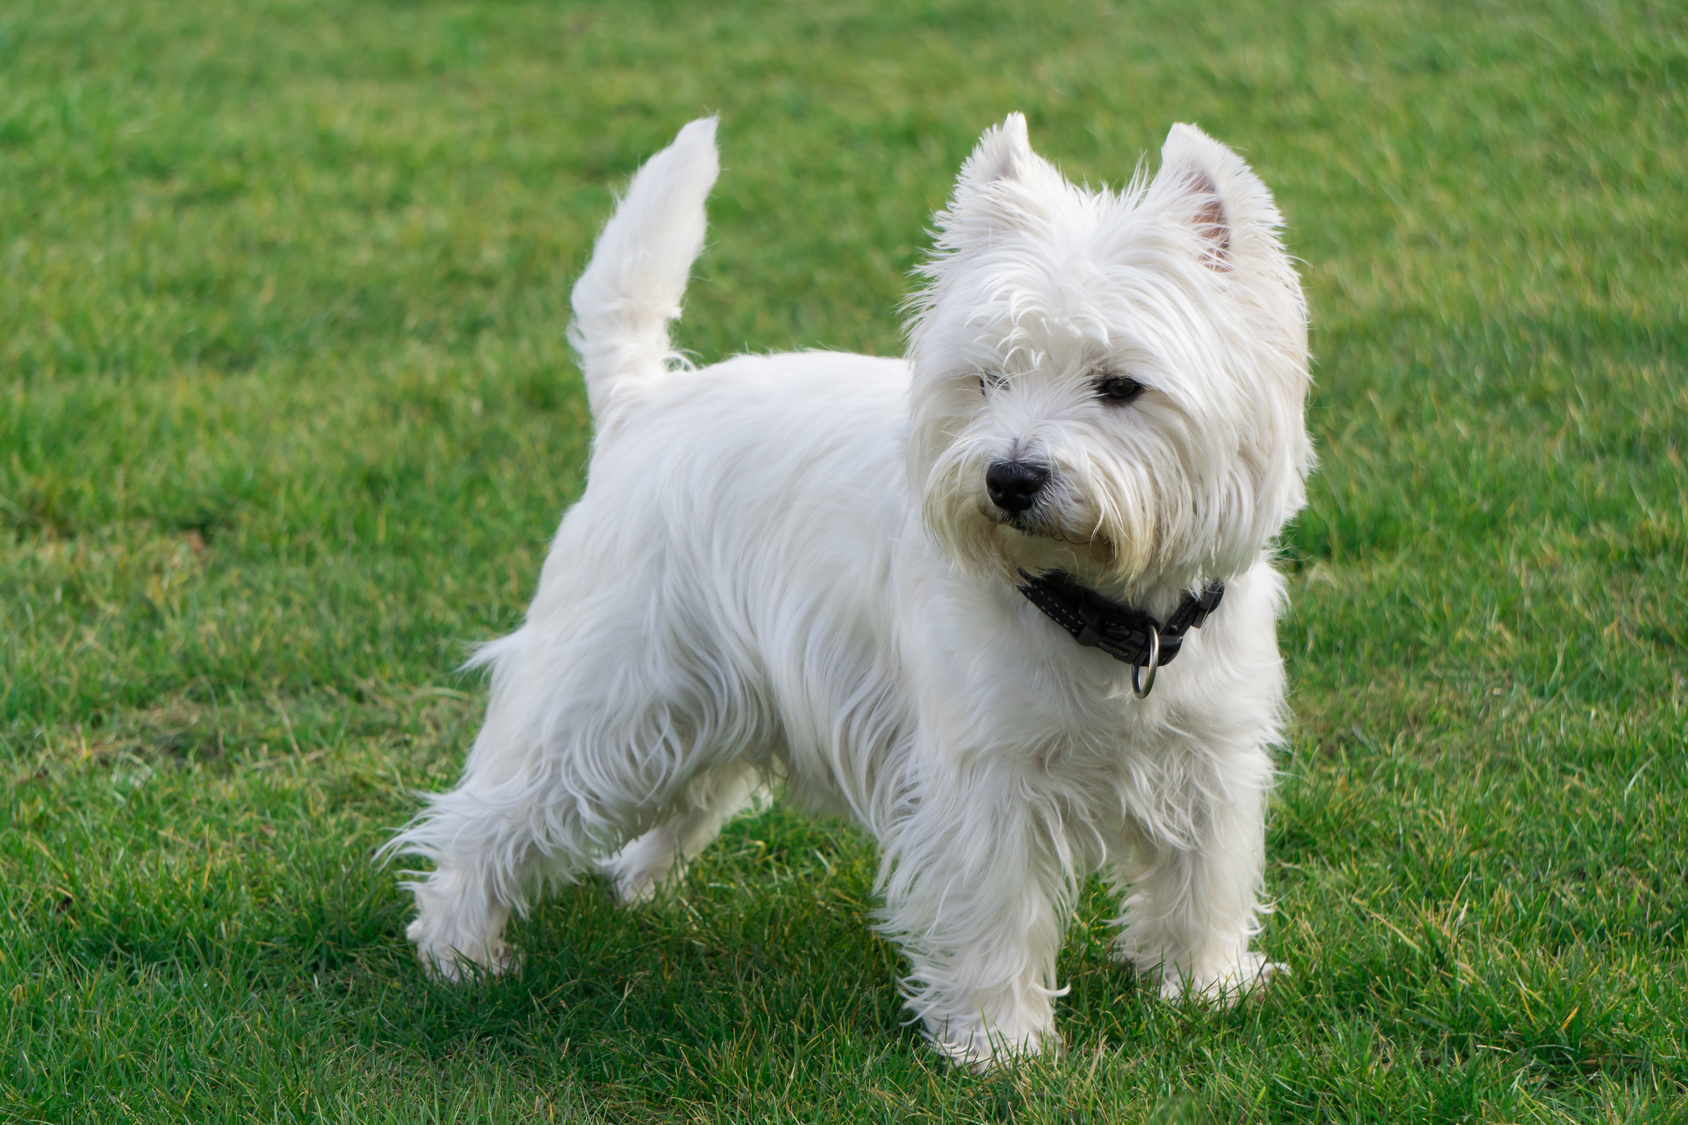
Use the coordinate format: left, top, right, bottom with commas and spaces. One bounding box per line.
907, 116, 1313, 599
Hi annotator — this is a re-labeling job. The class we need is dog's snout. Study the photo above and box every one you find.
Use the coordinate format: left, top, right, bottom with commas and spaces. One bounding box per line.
985, 459, 1049, 514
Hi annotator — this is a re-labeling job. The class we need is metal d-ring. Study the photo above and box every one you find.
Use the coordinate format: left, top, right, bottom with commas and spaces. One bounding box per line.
1131, 626, 1161, 699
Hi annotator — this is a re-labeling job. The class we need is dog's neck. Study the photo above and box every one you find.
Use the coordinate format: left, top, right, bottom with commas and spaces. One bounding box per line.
1016, 570, 1224, 670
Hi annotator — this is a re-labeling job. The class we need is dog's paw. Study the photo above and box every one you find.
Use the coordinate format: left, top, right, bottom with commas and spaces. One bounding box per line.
408, 919, 516, 982
929, 1021, 1060, 1073
1156, 950, 1285, 1006
598, 824, 683, 907
605, 867, 660, 906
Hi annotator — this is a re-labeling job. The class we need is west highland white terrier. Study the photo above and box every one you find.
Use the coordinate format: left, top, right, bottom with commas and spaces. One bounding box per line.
387, 114, 1313, 1068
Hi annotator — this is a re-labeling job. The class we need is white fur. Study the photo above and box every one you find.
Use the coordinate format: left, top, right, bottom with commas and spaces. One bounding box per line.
384, 113, 1313, 1069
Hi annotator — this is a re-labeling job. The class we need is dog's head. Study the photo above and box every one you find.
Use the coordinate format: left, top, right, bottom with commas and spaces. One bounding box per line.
906, 114, 1313, 600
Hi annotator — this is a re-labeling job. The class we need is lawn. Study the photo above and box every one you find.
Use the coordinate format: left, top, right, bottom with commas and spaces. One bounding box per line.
2, 0, 1685, 1121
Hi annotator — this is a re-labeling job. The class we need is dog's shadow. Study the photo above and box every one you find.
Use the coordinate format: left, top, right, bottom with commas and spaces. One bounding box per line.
54, 797, 1266, 1106
359, 806, 1265, 1098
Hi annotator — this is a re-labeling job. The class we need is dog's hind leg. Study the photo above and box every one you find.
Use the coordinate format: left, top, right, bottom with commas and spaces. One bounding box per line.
387, 751, 575, 981
385, 592, 767, 980
391, 711, 725, 978
598, 758, 769, 905
391, 711, 723, 979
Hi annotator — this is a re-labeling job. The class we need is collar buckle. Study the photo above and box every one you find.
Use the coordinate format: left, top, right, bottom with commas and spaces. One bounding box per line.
1017, 570, 1224, 698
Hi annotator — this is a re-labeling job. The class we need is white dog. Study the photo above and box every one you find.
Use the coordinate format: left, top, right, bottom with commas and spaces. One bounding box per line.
387, 113, 1312, 1068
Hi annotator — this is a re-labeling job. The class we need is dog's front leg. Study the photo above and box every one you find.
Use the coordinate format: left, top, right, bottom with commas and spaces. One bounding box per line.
1110, 757, 1283, 1003
877, 773, 1070, 1070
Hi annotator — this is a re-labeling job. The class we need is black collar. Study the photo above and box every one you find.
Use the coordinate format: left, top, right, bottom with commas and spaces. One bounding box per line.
1017, 570, 1224, 693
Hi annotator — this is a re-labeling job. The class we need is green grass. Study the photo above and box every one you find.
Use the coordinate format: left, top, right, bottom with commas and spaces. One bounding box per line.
2, 0, 1685, 1120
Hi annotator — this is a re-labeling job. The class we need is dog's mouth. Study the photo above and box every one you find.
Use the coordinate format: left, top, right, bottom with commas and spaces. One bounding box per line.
984, 503, 1049, 536
985, 504, 1097, 549
976, 500, 1122, 578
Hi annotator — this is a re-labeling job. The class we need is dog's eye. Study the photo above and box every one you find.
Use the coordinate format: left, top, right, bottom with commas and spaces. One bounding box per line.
977, 371, 1005, 395
1096, 375, 1145, 404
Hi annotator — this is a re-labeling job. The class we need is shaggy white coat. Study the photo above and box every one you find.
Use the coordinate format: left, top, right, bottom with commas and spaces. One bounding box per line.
386, 114, 1313, 1068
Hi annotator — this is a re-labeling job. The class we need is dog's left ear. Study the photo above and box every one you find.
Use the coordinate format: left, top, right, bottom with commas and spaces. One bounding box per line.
1149, 123, 1284, 272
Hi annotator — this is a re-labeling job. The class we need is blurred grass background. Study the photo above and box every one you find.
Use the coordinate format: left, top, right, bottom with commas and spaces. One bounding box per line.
2, 0, 1684, 1121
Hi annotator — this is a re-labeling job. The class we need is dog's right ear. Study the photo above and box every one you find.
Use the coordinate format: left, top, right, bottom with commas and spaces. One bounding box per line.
959, 113, 1035, 189
940, 113, 1053, 235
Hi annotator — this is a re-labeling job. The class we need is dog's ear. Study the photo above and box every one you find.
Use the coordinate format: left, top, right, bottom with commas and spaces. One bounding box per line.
941, 113, 1053, 233
1150, 123, 1284, 272
959, 112, 1036, 189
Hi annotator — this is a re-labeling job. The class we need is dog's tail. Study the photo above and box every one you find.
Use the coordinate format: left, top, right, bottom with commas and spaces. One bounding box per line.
568, 117, 720, 433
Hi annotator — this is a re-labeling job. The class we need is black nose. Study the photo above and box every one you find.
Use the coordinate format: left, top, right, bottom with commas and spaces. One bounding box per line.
985, 459, 1050, 513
